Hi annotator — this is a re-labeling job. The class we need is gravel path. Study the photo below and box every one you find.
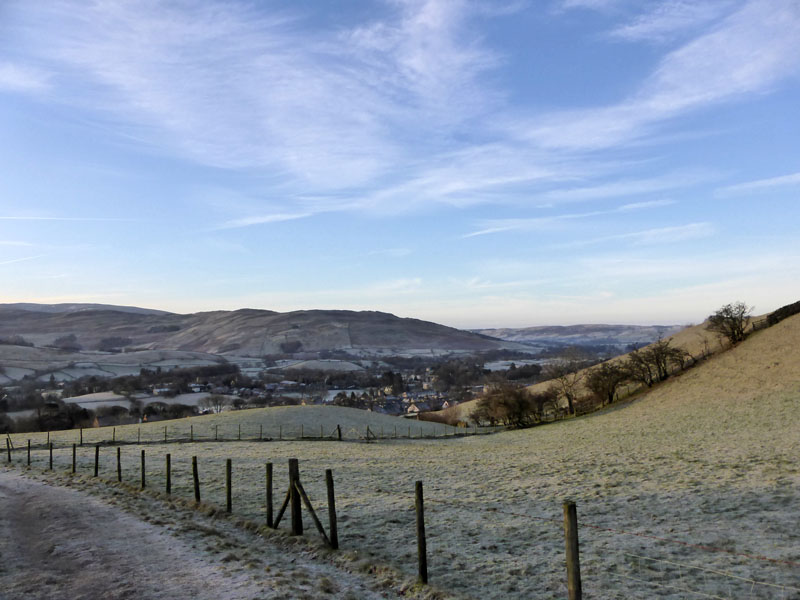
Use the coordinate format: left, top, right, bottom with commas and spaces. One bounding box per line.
0, 470, 391, 600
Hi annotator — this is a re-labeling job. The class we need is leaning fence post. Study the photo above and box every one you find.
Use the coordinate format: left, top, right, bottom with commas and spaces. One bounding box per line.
326, 469, 338, 550
117, 447, 122, 482
192, 455, 200, 502
94, 444, 99, 477
415, 480, 428, 584
288, 458, 302, 535
563, 500, 582, 600
72, 443, 76, 472
337, 424, 342, 441
165, 453, 171, 494
141, 449, 146, 489
266, 462, 273, 527
226, 458, 232, 513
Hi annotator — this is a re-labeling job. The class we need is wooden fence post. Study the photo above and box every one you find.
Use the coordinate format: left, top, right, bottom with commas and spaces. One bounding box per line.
215, 425, 218, 441
72, 444, 76, 473
112, 427, 115, 444
259, 424, 263, 440
166, 453, 171, 494
6, 439, 11, 463
288, 458, 302, 535
320, 425, 323, 439
141, 449, 146, 490
279, 425, 282, 440
192, 456, 200, 502
226, 458, 232, 513
337, 424, 342, 441
164, 426, 167, 443
238, 424, 241, 441
300, 424, 303, 439
563, 500, 582, 600
27, 439, 30, 466
190, 425, 193, 442
266, 462, 273, 527
415, 481, 428, 584
326, 469, 338, 550
80, 427, 83, 446
138, 427, 141, 444
47, 431, 50, 445
49, 442, 53, 470
117, 447, 121, 482
94, 444, 99, 477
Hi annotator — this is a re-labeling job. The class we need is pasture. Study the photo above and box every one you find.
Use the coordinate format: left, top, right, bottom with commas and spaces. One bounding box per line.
10, 316, 800, 598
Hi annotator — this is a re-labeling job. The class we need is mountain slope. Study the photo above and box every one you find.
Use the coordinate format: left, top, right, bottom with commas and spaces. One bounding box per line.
0, 304, 525, 358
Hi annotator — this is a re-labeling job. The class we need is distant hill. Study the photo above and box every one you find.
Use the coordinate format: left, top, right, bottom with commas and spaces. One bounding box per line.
472, 323, 686, 352
0, 303, 527, 361
0, 302, 169, 316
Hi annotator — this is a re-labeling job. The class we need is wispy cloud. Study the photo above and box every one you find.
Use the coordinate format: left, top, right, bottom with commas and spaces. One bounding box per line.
0, 216, 134, 222
0, 62, 50, 93
216, 213, 312, 230
715, 171, 800, 196
608, 1, 735, 44
0, 255, 45, 266
557, 222, 716, 248
0, 241, 35, 247
9, 0, 498, 193
520, 0, 800, 150
464, 197, 675, 237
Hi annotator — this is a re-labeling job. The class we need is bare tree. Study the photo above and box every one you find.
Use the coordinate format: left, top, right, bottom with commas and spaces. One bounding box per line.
585, 362, 627, 406
706, 301, 753, 345
543, 360, 585, 415
623, 338, 689, 388
199, 394, 229, 414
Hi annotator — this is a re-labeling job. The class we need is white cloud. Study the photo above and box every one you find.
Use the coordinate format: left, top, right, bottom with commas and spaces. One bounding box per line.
716, 171, 800, 196
522, 0, 800, 150
0, 63, 50, 93
216, 213, 312, 230
608, 1, 735, 43
558, 222, 716, 248
464, 196, 681, 237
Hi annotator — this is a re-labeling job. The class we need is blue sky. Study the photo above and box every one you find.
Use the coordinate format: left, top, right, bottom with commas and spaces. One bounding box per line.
1, 0, 799, 328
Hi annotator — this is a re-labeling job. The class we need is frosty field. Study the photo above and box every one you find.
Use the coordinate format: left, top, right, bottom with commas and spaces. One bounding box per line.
10, 317, 800, 599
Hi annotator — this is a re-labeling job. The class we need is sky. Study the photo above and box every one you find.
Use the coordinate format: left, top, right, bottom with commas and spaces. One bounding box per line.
1, 0, 799, 328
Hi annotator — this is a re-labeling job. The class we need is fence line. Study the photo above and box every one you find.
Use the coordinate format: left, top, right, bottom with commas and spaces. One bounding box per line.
9, 442, 798, 600
12, 421, 493, 452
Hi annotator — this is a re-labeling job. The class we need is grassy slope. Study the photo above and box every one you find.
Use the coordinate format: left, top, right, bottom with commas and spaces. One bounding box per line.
13, 315, 800, 599
450, 318, 742, 421
12, 405, 459, 447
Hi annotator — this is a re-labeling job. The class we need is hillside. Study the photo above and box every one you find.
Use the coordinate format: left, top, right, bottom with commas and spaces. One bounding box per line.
453, 315, 768, 420
0, 304, 526, 360
472, 323, 685, 351
12, 314, 799, 599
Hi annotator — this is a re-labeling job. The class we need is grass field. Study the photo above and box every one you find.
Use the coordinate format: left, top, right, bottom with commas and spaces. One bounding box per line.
9, 316, 800, 599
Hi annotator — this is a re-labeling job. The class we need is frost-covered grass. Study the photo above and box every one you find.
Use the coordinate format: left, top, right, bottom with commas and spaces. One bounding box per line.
11, 405, 463, 448
13, 317, 800, 599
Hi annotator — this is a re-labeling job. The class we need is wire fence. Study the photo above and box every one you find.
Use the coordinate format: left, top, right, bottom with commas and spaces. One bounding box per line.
6, 440, 799, 600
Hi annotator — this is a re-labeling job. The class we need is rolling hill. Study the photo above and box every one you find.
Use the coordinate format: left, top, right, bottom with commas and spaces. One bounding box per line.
0, 303, 528, 358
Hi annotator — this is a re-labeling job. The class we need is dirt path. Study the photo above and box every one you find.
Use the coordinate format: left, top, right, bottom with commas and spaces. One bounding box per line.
0, 470, 390, 600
